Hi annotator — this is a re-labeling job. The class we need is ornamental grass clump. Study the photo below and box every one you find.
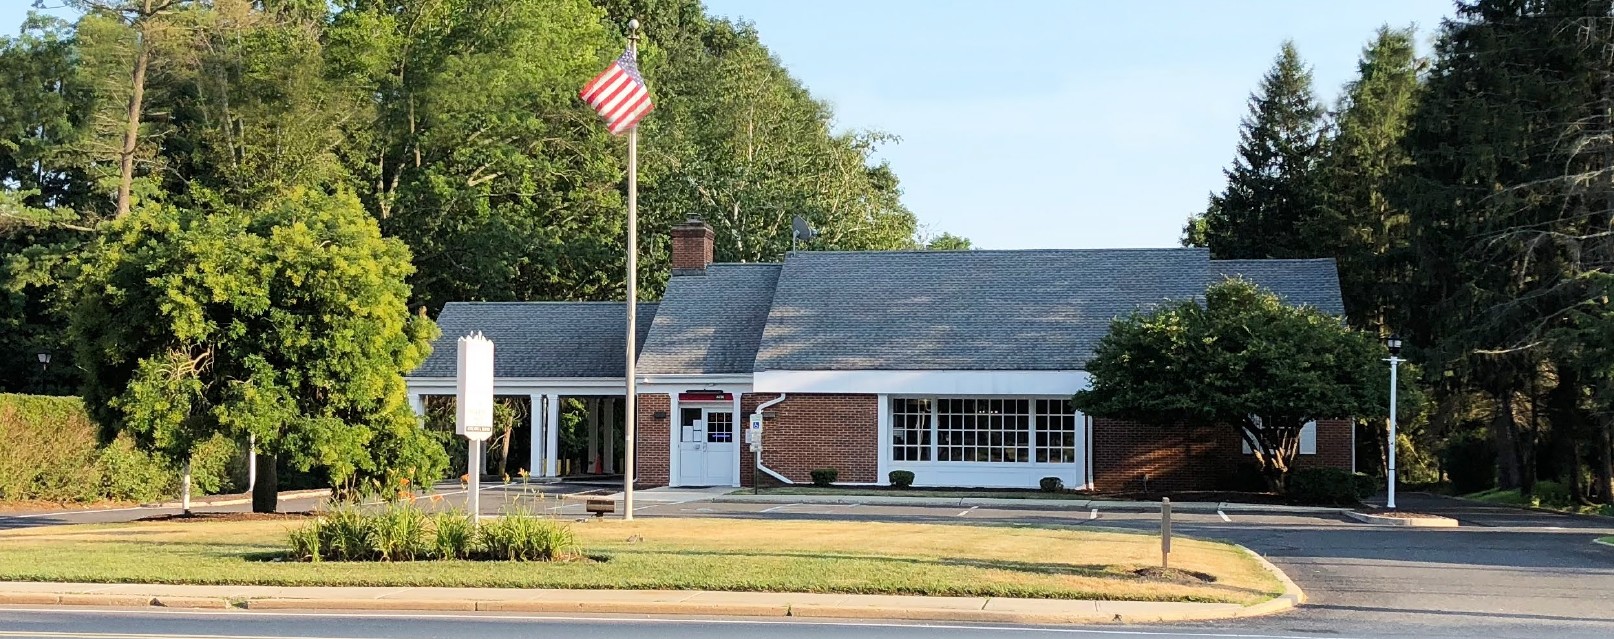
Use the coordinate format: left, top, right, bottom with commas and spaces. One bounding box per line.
285, 502, 579, 562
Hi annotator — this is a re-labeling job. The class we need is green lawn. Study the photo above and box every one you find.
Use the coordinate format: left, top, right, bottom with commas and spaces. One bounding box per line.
0, 517, 1280, 604
1463, 487, 1614, 517
1599, 536, 1614, 545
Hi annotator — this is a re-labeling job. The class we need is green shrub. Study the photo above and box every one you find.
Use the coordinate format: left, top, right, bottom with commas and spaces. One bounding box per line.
810, 468, 838, 487
888, 470, 915, 488
0, 394, 107, 502
1286, 467, 1373, 505
287, 520, 324, 561
1039, 477, 1064, 493
432, 512, 476, 560
1529, 480, 1574, 509
319, 504, 374, 561
367, 502, 431, 561
187, 434, 245, 495
478, 509, 578, 561
1441, 430, 1496, 494
94, 436, 176, 503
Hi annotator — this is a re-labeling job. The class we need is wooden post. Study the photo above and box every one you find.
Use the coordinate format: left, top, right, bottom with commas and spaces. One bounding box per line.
1161, 497, 1172, 569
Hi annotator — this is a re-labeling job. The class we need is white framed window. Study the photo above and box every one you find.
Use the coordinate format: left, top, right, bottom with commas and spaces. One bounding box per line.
891, 397, 1079, 464
892, 398, 933, 461
1242, 418, 1317, 455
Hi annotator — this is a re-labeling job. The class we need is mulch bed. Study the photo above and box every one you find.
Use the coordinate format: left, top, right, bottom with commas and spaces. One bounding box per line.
1133, 567, 1217, 583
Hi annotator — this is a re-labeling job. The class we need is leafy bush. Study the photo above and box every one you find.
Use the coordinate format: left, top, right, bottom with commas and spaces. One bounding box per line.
1039, 477, 1064, 493
888, 470, 915, 488
432, 512, 476, 560
94, 436, 177, 503
1287, 467, 1374, 505
367, 502, 431, 561
810, 468, 838, 487
1441, 430, 1496, 494
478, 509, 578, 561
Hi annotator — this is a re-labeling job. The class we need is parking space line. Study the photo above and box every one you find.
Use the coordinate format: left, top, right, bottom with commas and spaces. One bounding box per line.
1089, 508, 1099, 520
759, 504, 799, 513
1217, 510, 1231, 522
957, 506, 977, 517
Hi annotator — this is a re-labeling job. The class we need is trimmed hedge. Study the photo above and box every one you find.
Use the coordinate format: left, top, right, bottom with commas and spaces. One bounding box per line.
1287, 467, 1376, 505
0, 393, 244, 503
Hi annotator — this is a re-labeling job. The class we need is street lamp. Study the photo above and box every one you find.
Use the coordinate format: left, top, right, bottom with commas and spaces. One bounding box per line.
35, 350, 51, 394
1385, 336, 1403, 510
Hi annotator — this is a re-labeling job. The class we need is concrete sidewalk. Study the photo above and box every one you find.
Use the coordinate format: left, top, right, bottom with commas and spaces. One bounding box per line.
710, 492, 1350, 514
0, 576, 1302, 625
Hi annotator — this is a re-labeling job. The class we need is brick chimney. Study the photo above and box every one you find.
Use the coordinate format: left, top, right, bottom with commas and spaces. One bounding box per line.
670, 217, 714, 275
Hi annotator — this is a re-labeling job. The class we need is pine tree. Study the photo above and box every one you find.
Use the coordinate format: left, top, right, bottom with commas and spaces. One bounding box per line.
1191, 41, 1326, 259
1322, 26, 1422, 332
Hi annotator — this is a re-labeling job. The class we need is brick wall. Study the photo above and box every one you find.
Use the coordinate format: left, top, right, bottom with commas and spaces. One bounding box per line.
634, 393, 670, 488
670, 220, 713, 273
740, 393, 878, 485
1092, 417, 1354, 492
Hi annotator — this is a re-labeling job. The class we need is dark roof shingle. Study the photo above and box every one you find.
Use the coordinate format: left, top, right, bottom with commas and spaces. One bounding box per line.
638, 264, 781, 375
412, 302, 657, 378
753, 248, 1211, 371
1212, 258, 1346, 316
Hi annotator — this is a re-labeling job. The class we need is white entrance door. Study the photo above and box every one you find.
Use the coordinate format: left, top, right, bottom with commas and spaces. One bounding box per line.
676, 407, 736, 486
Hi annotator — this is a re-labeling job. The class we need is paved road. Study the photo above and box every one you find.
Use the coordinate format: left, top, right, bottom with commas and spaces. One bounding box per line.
4, 490, 1613, 637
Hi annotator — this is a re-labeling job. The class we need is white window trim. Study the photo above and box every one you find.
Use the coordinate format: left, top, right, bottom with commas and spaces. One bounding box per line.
877, 394, 1092, 490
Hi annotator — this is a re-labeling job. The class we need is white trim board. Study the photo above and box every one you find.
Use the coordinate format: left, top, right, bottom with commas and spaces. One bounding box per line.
755, 370, 1091, 396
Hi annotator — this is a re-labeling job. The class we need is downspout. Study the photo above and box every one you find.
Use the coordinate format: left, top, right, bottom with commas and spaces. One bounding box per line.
752, 394, 793, 484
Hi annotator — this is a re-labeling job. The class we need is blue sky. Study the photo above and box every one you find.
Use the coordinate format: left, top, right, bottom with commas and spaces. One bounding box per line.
3, 1, 1456, 249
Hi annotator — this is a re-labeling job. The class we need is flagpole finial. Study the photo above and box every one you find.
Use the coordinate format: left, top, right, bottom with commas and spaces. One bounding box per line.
628, 18, 640, 36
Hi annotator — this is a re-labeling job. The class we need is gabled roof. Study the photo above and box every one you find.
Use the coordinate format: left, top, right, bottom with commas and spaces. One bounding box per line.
753, 248, 1212, 371
637, 264, 781, 375
1212, 258, 1346, 316
412, 302, 657, 379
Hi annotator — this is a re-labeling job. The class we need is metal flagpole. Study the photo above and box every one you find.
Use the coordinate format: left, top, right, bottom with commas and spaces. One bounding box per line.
622, 18, 640, 521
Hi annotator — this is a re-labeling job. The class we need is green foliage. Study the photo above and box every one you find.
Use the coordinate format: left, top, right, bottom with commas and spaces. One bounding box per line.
888, 470, 914, 488
1074, 279, 1387, 490
1441, 431, 1496, 495
924, 233, 973, 251
1191, 41, 1327, 259
478, 508, 579, 562
1285, 468, 1374, 505
91, 436, 176, 502
810, 468, 838, 487
68, 189, 444, 490
1038, 477, 1064, 493
366, 501, 432, 561
431, 512, 477, 560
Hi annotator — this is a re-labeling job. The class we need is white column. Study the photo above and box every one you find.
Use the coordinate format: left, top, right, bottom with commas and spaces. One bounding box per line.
546, 394, 562, 477
539, 393, 551, 477
407, 392, 426, 420
604, 398, 617, 474
587, 398, 600, 474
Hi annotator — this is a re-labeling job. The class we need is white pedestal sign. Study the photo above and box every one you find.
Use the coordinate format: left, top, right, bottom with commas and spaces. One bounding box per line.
456, 333, 495, 522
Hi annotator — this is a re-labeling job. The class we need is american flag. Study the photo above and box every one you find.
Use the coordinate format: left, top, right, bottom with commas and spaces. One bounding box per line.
580, 47, 654, 135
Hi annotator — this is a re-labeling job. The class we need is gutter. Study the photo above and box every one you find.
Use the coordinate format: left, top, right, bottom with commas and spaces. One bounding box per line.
752, 394, 793, 484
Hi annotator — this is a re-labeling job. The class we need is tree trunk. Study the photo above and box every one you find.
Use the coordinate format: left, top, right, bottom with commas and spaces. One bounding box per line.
251, 453, 278, 513
1598, 417, 1614, 504
1491, 394, 1522, 490
115, 0, 155, 219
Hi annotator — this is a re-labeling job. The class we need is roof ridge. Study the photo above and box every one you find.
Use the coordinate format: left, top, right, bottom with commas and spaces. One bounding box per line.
785, 247, 1209, 256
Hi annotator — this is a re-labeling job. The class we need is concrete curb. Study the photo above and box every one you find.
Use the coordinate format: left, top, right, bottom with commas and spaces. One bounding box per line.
0, 572, 1309, 624
709, 493, 1348, 515
1443, 493, 1614, 523
1592, 538, 1614, 549
1232, 545, 1306, 618
1346, 511, 1459, 527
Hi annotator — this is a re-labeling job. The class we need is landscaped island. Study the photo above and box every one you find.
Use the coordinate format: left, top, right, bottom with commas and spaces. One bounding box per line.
0, 517, 1280, 605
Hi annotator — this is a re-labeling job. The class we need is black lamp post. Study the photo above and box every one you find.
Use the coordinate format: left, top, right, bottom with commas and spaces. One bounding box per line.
35, 350, 51, 394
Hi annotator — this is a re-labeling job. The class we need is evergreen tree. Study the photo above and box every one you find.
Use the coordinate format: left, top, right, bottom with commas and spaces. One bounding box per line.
1322, 26, 1422, 334
1188, 41, 1326, 260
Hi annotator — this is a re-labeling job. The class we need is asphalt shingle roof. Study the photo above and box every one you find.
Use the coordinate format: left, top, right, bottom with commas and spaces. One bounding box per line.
1212, 258, 1346, 316
412, 302, 657, 378
753, 248, 1212, 371
638, 264, 781, 375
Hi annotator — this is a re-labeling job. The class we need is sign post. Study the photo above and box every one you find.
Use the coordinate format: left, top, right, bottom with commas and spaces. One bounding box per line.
747, 414, 763, 495
1161, 497, 1172, 569
457, 333, 495, 523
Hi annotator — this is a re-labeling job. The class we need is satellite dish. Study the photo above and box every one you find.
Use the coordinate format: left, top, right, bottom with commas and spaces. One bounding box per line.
791, 215, 816, 250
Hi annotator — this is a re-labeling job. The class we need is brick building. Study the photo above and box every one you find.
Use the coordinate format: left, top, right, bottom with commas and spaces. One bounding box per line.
406, 218, 1353, 491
